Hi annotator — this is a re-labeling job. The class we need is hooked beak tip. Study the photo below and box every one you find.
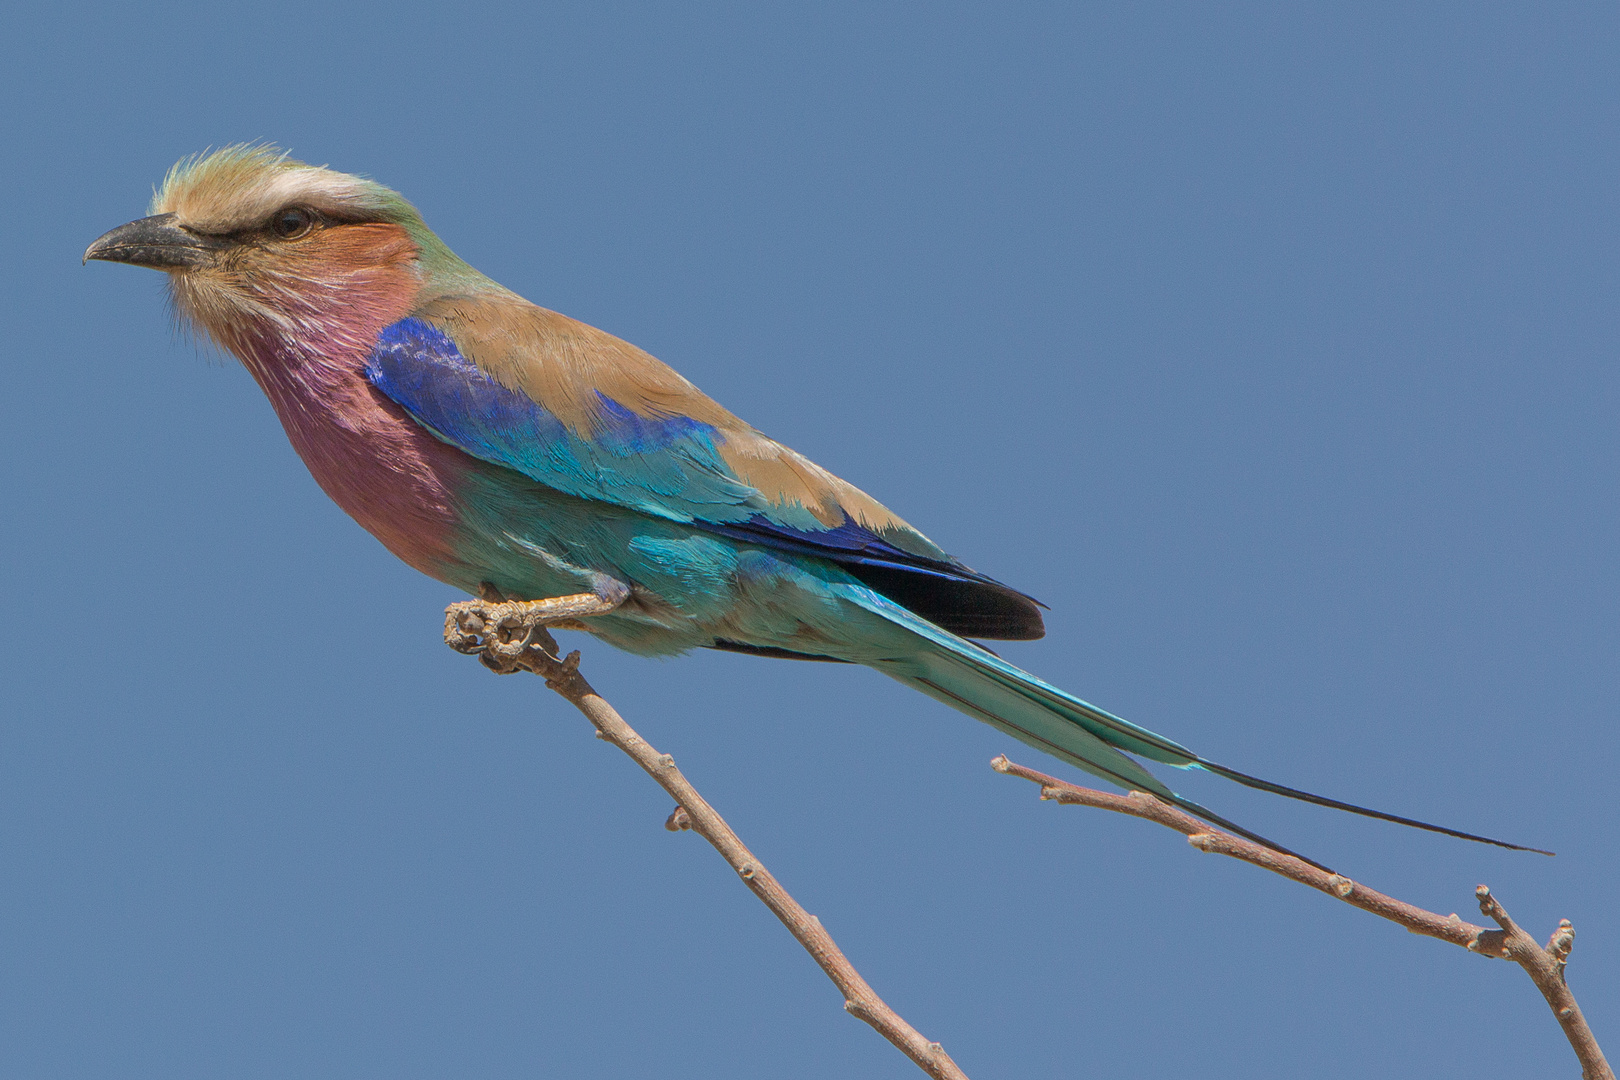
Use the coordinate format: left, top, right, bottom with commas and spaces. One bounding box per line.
85, 213, 220, 271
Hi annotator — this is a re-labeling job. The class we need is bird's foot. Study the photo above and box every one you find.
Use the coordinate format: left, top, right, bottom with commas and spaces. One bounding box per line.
445, 578, 628, 676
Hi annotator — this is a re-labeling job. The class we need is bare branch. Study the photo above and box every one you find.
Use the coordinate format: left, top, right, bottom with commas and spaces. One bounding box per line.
446, 595, 970, 1080
991, 754, 1612, 1080
1476, 887, 1608, 1080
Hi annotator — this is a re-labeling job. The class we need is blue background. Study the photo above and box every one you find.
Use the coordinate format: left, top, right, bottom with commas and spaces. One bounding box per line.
5, 3, 1616, 1077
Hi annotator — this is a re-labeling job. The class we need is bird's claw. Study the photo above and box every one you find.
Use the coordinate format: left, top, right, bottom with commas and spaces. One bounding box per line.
444, 585, 626, 676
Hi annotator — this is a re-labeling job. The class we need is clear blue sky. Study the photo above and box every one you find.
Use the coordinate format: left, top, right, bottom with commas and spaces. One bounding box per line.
5, 3, 1616, 1077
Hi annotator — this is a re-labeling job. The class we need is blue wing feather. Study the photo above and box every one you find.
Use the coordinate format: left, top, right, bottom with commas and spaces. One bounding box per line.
367, 317, 759, 521
366, 316, 1045, 638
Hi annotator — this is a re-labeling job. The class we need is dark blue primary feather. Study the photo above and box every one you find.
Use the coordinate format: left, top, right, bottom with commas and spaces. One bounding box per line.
365, 316, 1045, 638
366, 318, 749, 514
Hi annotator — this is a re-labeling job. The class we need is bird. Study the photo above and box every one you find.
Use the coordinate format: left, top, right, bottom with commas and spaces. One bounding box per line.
86, 145, 1540, 866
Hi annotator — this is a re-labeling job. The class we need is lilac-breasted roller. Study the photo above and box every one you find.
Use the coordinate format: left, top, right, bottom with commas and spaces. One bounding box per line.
86, 146, 1538, 863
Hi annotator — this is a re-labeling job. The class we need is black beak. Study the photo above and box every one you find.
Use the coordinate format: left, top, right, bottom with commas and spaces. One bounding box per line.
84, 213, 226, 270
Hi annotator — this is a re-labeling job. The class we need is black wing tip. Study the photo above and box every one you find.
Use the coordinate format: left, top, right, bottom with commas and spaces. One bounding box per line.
844, 563, 1047, 640
1198, 760, 1555, 856
693, 517, 1050, 638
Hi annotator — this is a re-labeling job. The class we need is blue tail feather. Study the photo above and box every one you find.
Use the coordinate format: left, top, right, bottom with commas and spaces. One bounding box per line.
835, 583, 1549, 863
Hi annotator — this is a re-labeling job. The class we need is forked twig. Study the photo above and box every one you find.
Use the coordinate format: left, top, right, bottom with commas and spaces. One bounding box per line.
991, 754, 1611, 1080
445, 595, 970, 1080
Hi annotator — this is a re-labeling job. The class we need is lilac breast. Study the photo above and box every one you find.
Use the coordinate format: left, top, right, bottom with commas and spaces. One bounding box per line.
238, 333, 475, 584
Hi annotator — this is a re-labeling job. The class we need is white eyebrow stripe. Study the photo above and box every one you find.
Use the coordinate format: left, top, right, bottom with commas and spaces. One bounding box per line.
153, 148, 391, 233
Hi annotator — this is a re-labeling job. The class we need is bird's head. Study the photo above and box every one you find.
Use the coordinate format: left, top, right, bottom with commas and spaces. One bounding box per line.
85, 146, 484, 359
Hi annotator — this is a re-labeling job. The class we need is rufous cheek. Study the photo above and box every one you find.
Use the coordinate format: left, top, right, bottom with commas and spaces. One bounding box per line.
286, 222, 420, 293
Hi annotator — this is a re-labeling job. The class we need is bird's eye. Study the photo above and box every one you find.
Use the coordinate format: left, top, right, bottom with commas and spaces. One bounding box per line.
270, 207, 315, 239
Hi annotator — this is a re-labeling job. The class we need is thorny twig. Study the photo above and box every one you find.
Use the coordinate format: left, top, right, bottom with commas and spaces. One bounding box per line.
445, 593, 970, 1080
991, 755, 1612, 1080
